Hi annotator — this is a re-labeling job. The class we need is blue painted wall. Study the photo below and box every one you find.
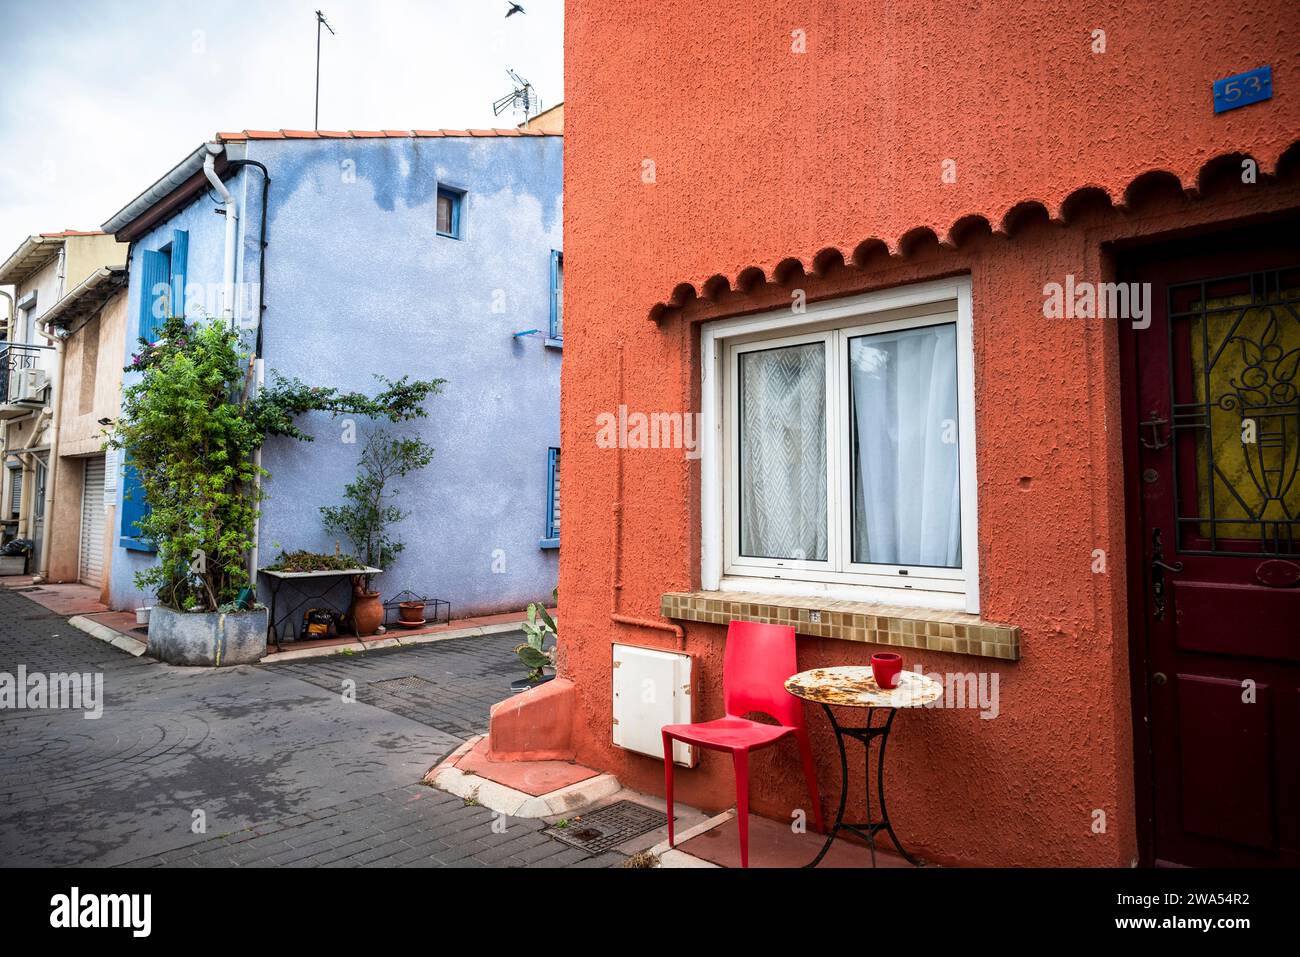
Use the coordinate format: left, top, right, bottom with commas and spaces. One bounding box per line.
108, 135, 563, 622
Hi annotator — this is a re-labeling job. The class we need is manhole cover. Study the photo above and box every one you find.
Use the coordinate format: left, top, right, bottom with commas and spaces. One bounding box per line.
543, 800, 669, 855
368, 675, 439, 694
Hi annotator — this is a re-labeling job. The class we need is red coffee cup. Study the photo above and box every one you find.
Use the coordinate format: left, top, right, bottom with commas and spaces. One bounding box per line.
871, 653, 903, 690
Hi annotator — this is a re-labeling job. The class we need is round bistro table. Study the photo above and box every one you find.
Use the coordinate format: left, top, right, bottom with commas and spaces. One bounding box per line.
785, 665, 944, 868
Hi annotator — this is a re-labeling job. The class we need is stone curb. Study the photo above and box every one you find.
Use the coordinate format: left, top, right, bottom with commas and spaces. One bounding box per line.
647, 810, 733, 868
67, 615, 149, 657
426, 735, 622, 818
259, 620, 525, 663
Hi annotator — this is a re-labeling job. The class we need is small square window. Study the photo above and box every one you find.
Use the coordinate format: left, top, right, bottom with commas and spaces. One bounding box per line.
436, 186, 464, 239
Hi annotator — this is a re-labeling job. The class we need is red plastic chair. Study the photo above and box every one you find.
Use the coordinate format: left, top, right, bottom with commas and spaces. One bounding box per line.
661, 620, 825, 867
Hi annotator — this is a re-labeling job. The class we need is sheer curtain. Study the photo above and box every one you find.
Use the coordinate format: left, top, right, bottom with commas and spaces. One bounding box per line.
738, 342, 827, 560
850, 324, 961, 568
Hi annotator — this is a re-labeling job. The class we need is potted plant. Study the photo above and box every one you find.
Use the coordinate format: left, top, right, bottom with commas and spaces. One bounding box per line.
109, 316, 443, 665
398, 599, 426, 625
321, 430, 434, 637
262, 548, 365, 574
512, 597, 558, 692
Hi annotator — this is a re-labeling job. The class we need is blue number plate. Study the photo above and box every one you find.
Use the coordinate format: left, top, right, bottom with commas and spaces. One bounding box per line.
1213, 66, 1272, 114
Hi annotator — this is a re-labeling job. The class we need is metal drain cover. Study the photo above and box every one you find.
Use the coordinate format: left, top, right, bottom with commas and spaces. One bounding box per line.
368, 675, 439, 694
543, 800, 669, 855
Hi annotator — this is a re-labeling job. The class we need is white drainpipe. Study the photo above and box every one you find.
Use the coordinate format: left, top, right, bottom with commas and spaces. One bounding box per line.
204, 143, 239, 324
204, 142, 261, 592
31, 247, 68, 582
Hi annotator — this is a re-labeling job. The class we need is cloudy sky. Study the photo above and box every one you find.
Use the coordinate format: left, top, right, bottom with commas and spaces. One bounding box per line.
0, 0, 563, 258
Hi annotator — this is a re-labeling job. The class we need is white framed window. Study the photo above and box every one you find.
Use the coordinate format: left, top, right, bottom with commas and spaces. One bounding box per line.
700, 278, 980, 613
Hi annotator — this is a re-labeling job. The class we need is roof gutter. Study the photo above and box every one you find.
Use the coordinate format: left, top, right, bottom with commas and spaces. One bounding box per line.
100, 140, 247, 240
40, 265, 128, 329
0, 235, 65, 287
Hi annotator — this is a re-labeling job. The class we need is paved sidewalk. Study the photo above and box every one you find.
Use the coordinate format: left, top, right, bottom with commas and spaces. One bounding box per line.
268, 635, 524, 738
120, 784, 622, 869
0, 586, 622, 868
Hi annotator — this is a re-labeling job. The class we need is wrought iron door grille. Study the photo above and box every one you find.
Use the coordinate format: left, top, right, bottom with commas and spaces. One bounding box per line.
1167, 267, 1300, 556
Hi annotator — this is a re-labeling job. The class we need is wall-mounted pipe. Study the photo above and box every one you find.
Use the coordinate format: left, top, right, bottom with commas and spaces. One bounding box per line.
31, 324, 68, 583
607, 339, 686, 650
221, 158, 270, 584
30, 247, 70, 583
203, 143, 238, 325
224, 159, 270, 356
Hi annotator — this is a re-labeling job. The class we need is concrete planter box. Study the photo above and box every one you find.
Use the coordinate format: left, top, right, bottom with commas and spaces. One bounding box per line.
147, 605, 268, 666
0, 555, 28, 576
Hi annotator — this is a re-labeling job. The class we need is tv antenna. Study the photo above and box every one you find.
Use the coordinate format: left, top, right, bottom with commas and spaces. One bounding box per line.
314, 10, 336, 130
492, 69, 540, 121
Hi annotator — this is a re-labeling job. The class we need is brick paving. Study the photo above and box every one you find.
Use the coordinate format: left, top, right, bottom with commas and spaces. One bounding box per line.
0, 586, 623, 868
269, 634, 525, 739
119, 785, 623, 869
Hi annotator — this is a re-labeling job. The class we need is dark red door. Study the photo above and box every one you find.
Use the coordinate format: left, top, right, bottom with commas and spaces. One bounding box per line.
1125, 224, 1299, 867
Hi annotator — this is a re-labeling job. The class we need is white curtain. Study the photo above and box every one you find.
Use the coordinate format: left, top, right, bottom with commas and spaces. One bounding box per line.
738, 342, 827, 560
850, 324, 961, 567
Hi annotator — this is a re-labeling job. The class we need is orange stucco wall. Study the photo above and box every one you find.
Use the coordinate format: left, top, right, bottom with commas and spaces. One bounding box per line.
561, 1, 1300, 866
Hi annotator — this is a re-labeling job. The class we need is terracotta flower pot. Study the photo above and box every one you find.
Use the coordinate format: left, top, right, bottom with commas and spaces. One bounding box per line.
351, 590, 384, 637
398, 600, 425, 623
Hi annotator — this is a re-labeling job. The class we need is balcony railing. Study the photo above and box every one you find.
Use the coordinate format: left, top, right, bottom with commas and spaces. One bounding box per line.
0, 341, 56, 410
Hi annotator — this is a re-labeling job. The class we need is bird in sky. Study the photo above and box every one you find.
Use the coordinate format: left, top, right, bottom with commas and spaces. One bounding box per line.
505, 3, 525, 17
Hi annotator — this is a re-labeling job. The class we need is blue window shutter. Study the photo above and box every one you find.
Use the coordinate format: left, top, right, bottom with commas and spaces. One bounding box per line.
119, 460, 154, 551
138, 249, 171, 343
549, 250, 563, 339
169, 229, 188, 319
540, 448, 560, 548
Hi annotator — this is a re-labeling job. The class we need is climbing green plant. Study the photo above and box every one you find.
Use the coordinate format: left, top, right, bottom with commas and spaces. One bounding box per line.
108, 316, 444, 612
320, 429, 435, 591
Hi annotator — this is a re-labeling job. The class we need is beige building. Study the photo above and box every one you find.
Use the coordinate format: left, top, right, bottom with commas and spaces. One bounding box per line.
518, 101, 563, 134
0, 231, 127, 593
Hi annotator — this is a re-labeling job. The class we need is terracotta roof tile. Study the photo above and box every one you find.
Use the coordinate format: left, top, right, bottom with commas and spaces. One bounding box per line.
213, 128, 560, 144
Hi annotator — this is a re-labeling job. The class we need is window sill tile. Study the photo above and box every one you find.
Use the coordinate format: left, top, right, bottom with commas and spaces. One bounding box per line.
661, 590, 1020, 661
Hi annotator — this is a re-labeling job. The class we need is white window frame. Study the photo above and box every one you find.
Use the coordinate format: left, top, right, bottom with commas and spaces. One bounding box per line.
700, 277, 980, 613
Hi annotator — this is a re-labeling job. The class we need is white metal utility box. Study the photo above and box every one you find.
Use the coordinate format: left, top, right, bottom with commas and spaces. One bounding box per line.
611, 643, 696, 767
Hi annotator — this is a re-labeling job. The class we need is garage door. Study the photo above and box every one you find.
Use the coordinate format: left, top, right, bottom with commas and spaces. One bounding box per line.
79, 456, 106, 587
